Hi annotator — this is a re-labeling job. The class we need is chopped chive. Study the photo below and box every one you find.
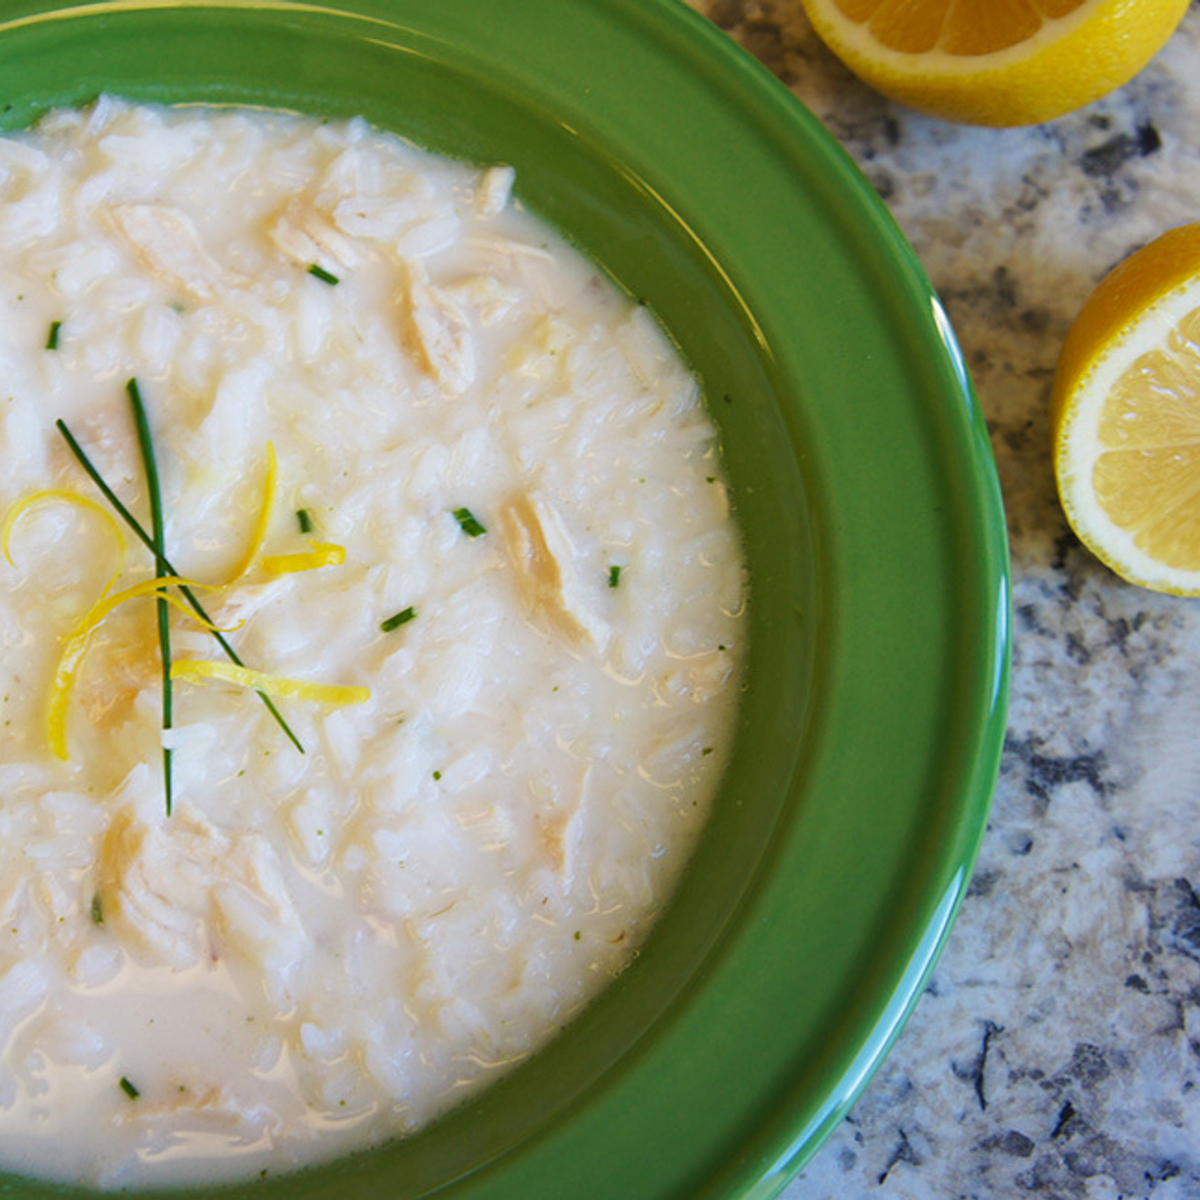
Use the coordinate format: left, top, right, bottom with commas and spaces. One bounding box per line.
90, 893, 104, 925
119, 1077, 140, 1100
128, 380, 173, 817
55, 419, 305, 757
607, 564, 622, 589
296, 508, 313, 534
381, 606, 416, 633
452, 507, 486, 538
307, 263, 339, 285
46, 320, 62, 350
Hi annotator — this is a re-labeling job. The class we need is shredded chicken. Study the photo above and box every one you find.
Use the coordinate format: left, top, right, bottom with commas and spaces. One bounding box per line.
497, 491, 608, 651
267, 196, 363, 273
442, 275, 522, 326
400, 263, 476, 396
104, 204, 239, 299
523, 761, 592, 888
537, 781, 590, 886
97, 809, 306, 972
115, 1081, 281, 1142
76, 630, 157, 727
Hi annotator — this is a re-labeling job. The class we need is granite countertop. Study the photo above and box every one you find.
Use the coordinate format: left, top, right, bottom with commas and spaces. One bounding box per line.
687, 3, 1200, 1197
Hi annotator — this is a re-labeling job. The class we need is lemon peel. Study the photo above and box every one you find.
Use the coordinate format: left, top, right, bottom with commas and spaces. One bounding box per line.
2, 489, 127, 594
261, 540, 347, 575
47, 575, 212, 759
218, 442, 278, 584
170, 658, 370, 707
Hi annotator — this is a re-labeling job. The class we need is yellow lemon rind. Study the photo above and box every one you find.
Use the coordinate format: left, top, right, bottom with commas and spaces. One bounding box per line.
171, 658, 369, 707
218, 441, 277, 585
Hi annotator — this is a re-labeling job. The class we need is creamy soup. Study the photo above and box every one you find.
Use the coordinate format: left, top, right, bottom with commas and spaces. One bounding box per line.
0, 99, 745, 1188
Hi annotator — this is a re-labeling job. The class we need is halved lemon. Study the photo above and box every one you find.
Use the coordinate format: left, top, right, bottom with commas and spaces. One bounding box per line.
1051, 222, 1200, 595
799, 0, 1189, 127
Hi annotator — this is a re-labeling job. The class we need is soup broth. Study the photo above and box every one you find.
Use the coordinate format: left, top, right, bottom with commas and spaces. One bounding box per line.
0, 99, 745, 1188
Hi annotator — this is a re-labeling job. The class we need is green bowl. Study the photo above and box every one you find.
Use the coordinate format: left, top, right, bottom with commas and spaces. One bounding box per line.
0, 2, 1010, 1197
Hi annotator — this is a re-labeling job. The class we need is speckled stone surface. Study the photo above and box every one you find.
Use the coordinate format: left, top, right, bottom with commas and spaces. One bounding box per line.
686, 3, 1200, 1198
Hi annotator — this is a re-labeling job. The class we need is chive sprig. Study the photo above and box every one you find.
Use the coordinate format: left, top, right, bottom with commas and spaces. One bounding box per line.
452, 507, 486, 538
380, 606, 416, 633
128, 380, 175, 816
56, 392, 306, 785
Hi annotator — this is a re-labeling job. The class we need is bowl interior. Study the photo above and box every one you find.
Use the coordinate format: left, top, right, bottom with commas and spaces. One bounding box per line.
0, 3, 1007, 1198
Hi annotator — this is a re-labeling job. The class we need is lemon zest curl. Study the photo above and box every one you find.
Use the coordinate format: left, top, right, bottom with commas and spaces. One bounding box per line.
261, 540, 346, 575
171, 658, 369, 707
47, 575, 217, 760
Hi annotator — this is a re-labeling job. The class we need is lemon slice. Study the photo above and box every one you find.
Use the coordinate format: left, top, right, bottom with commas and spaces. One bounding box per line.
799, 0, 1188, 126
1051, 222, 1200, 595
